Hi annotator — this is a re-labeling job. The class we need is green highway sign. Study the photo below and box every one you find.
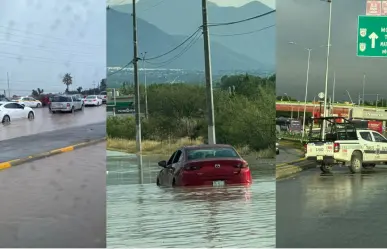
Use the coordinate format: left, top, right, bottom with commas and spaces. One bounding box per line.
357, 15, 387, 57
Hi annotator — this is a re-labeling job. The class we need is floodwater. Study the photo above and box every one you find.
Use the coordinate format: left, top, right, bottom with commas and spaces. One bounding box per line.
107, 153, 275, 248
0, 106, 105, 141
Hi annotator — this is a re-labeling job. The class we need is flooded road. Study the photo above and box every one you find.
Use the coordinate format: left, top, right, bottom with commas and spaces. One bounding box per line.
277, 165, 387, 248
0, 143, 106, 247
0, 106, 105, 141
276, 144, 303, 164
107, 153, 275, 248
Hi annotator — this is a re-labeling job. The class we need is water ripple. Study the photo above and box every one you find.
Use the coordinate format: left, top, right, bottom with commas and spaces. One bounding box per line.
107, 155, 275, 248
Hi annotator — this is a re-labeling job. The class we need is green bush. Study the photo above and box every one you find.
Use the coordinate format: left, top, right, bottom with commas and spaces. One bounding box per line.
107, 74, 276, 151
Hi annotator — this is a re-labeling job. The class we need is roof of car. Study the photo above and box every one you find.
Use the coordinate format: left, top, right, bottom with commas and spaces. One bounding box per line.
182, 144, 234, 150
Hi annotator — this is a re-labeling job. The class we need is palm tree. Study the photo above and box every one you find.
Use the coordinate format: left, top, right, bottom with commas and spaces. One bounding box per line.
62, 73, 73, 93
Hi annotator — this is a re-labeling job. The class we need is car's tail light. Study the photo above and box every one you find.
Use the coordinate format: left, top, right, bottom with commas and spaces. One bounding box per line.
93, 99, 96, 101
334, 142, 340, 152
67, 103, 70, 107
234, 161, 248, 168
183, 163, 202, 171
104, 96, 107, 98
304, 144, 307, 153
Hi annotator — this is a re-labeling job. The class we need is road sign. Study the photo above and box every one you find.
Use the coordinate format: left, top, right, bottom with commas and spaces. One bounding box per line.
357, 15, 387, 57
366, 0, 382, 16
318, 92, 325, 99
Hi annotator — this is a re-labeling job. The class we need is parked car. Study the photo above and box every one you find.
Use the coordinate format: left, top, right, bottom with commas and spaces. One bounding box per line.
99, 91, 107, 104
0, 102, 35, 124
12, 96, 42, 108
156, 144, 252, 187
84, 95, 103, 106
49, 95, 84, 113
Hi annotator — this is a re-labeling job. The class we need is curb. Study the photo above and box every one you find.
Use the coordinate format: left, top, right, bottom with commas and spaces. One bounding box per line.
276, 158, 316, 179
0, 137, 106, 170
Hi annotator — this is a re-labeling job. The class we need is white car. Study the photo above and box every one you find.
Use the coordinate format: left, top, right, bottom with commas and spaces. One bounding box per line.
84, 95, 103, 106
0, 102, 35, 124
13, 96, 42, 108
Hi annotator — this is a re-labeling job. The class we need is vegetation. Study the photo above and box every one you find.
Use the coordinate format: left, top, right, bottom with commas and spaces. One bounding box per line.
62, 73, 73, 93
107, 74, 276, 157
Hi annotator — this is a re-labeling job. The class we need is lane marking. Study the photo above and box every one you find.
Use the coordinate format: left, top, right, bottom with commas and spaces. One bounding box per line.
0, 162, 11, 170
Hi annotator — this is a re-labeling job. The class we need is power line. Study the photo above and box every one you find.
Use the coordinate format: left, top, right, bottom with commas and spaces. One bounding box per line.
145, 32, 202, 68
0, 26, 104, 48
210, 24, 275, 37
0, 39, 97, 57
107, 60, 133, 76
144, 28, 201, 61
207, 10, 276, 27
139, 0, 168, 12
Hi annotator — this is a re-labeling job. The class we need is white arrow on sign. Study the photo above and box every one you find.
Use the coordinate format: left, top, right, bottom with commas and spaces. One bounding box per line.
369, 32, 379, 49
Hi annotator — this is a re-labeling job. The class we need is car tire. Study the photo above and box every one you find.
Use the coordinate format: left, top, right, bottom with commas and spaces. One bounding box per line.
71, 106, 75, 113
172, 178, 176, 187
349, 151, 363, 173
320, 162, 332, 173
276, 150, 279, 155
156, 178, 160, 186
27, 111, 34, 120
36, 103, 41, 108
2, 115, 10, 124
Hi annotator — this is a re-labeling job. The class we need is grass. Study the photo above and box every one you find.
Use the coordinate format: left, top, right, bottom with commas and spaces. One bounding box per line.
107, 137, 275, 158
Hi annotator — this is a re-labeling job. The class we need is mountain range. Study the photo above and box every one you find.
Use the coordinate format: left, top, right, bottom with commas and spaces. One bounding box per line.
107, 0, 275, 72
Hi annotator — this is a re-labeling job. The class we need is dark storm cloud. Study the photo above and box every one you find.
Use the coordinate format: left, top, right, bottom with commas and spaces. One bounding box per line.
277, 0, 387, 102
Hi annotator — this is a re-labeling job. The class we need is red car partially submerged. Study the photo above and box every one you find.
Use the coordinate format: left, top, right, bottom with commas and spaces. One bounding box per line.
156, 144, 252, 187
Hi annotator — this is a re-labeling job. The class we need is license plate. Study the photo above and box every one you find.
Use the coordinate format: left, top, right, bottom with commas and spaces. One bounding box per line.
317, 156, 323, 161
213, 181, 225, 187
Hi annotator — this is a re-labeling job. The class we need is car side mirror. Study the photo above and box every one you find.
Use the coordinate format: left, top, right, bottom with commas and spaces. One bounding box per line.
158, 160, 167, 168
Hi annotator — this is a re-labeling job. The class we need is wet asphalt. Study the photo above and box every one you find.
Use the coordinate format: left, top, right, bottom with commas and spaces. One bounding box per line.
277, 165, 387, 248
0, 143, 106, 247
276, 144, 303, 164
0, 121, 105, 162
0, 105, 105, 141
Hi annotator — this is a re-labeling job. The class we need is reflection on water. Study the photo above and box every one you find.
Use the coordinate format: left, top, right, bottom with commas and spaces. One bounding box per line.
303, 166, 387, 216
107, 154, 275, 248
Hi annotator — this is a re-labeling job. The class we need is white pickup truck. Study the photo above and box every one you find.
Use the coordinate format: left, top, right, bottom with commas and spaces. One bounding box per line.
305, 119, 387, 173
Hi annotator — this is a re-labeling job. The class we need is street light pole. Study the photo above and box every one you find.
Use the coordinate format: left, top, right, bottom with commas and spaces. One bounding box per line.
301, 48, 311, 139
321, 0, 333, 140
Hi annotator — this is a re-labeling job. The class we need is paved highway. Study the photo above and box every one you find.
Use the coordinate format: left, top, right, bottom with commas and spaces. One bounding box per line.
0, 143, 106, 247
277, 165, 387, 248
276, 144, 303, 165
0, 106, 105, 141
0, 122, 105, 162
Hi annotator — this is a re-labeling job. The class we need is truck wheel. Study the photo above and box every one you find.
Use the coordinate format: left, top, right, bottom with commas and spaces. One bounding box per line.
349, 152, 363, 173
320, 162, 332, 173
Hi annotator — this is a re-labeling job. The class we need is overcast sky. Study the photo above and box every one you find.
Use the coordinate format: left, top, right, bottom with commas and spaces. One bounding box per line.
0, 0, 106, 96
277, 0, 387, 102
107, 0, 275, 9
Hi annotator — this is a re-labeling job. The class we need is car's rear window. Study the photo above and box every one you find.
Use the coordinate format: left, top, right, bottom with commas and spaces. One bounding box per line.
186, 147, 239, 160
51, 96, 71, 102
87, 95, 96, 99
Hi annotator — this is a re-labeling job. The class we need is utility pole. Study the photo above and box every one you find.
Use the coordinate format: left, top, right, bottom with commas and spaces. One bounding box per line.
132, 0, 143, 183
362, 73, 366, 106
141, 52, 149, 119
201, 0, 216, 145
7, 72, 10, 98
376, 94, 379, 109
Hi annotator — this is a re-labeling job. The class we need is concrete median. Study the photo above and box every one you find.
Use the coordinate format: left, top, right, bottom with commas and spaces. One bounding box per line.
0, 137, 106, 170
276, 158, 316, 179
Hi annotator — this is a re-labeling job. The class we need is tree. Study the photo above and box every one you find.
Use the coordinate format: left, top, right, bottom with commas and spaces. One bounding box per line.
31, 88, 44, 97
77, 87, 83, 93
62, 73, 73, 93
100, 78, 107, 91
